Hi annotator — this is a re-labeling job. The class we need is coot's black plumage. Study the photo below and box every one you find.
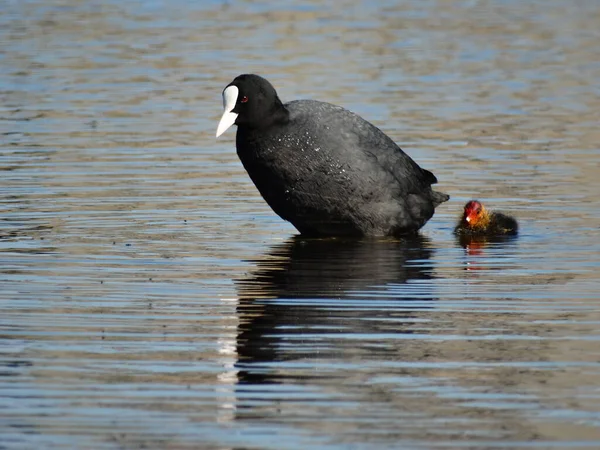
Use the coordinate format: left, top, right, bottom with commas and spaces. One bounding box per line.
216, 74, 449, 236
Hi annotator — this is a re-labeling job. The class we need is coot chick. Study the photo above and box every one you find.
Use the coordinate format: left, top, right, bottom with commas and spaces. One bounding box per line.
455, 200, 518, 236
216, 74, 449, 237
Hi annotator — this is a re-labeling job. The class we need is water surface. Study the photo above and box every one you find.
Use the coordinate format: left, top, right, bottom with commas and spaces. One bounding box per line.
2, 0, 600, 448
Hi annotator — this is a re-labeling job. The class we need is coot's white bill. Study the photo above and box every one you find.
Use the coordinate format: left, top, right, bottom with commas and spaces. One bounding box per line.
216, 85, 239, 137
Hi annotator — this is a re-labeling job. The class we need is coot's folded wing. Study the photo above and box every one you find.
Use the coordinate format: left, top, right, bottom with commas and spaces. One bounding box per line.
287, 100, 438, 196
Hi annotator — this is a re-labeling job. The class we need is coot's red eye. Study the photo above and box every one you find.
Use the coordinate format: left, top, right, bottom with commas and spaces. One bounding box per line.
240, 96, 248, 103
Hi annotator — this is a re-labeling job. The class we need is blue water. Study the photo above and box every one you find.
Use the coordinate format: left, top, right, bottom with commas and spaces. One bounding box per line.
1, 0, 600, 448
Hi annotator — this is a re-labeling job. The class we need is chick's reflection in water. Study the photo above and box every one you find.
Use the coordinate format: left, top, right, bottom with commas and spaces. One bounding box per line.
234, 236, 435, 386
456, 234, 518, 273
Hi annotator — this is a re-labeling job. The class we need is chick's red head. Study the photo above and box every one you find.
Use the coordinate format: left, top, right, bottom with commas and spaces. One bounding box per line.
463, 200, 486, 227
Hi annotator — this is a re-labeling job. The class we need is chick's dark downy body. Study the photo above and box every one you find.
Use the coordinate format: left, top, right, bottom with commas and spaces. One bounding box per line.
454, 200, 518, 236
219, 74, 449, 237
456, 212, 518, 236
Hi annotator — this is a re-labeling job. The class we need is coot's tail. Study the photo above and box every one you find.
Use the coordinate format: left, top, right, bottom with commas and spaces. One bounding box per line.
422, 168, 449, 207
431, 190, 450, 207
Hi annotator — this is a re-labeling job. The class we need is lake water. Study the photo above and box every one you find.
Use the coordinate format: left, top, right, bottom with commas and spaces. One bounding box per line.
2, 0, 600, 448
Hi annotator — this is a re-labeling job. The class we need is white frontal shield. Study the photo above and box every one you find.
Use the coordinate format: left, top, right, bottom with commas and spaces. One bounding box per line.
216, 85, 239, 137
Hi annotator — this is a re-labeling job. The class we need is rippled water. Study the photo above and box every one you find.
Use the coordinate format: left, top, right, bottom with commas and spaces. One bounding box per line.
2, 0, 600, 448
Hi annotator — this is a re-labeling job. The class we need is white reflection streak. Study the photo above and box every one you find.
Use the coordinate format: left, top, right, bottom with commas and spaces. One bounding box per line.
216, 297, 239, 423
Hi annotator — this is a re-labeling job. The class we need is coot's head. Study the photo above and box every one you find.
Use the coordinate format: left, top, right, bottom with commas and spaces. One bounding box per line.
216, 74, 287, 137
461, 200, 489, 229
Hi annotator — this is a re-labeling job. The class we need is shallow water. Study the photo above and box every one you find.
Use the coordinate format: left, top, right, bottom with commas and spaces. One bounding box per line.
2, 0, 600, 448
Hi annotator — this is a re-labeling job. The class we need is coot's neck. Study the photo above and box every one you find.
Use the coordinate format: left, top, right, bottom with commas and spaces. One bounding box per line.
269, 99, 290, 128
239, 98, 290, 134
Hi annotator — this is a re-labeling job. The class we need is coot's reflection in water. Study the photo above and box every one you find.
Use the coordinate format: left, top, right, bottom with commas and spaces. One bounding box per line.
234, 235, 435, 387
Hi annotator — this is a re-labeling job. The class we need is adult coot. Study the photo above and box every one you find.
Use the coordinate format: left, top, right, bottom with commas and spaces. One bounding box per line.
455, 200, 518, 236
216, 74, 449, 236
